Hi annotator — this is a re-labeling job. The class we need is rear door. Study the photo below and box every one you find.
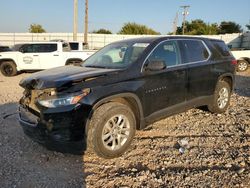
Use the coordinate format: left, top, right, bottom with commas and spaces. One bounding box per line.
142, 40, 188, 117
178, 39, 214, 100
38, 43, 64, 69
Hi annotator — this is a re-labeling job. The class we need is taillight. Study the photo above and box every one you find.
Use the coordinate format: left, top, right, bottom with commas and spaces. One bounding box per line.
231, 60, 237, 65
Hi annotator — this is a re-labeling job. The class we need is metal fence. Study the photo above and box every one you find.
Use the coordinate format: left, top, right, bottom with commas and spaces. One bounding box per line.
0, 32, 250, 49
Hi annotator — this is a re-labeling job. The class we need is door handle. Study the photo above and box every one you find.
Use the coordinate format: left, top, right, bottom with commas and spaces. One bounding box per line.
53, 54, 59, 56
33, 55, 39, 57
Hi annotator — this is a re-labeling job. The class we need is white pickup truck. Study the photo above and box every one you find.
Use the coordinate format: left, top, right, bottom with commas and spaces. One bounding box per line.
231, 49, 250, 72
69, 41, 97, 55
0, 41, 95, 76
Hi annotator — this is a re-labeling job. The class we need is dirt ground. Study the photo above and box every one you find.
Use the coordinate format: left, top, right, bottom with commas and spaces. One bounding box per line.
0, 70, 249, 188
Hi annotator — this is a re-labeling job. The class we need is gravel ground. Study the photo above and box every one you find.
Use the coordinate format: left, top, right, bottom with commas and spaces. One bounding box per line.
0, 70, 249, 188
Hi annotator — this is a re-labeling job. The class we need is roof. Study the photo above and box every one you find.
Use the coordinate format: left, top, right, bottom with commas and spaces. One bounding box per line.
112, 35, 223, 44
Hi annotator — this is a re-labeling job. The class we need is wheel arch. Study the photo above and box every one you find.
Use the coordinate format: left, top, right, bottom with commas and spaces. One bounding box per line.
89, 93, 144, 130
0, 58, 17, 67
217, 73, 234, 92
237, 57, 250, 64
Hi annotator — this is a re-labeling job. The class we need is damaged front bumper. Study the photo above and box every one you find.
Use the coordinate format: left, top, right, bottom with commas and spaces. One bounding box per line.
18, 103, 90, 154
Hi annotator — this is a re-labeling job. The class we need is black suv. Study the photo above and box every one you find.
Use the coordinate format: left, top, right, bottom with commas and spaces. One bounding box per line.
19, 36, 236, 158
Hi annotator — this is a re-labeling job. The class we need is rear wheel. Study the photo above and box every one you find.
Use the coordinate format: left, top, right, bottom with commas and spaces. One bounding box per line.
87, 102, 136, 158
0, 61, 17, 76
237, 60, 248, 72
208, 80, 231, 113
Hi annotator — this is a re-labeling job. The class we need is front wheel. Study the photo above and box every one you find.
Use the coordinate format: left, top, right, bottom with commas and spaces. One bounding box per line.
0, 61, 17, 77
237, 60, 248, 72
208, 80, 231, 114
87, 102, 136, 158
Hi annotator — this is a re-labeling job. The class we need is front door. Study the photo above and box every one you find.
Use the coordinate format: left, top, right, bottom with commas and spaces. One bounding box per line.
142, 40, 187, 117
18, 44, 40, 70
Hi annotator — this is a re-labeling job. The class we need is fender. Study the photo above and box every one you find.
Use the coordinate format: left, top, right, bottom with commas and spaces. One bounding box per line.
0, 58, 19, 70
217, 72, 235, 91
87, 92, 145, 130
238, 57, 250, 64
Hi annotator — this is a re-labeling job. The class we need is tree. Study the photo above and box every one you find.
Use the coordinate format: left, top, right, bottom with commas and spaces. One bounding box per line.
29, 24, 46, 33
119, 22, 160, 35
176, 19, 219, 35
219, 21, 242, 34
93, 28, 112, 34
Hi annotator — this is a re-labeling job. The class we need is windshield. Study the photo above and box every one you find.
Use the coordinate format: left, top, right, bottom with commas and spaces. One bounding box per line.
82, 42, 149, 69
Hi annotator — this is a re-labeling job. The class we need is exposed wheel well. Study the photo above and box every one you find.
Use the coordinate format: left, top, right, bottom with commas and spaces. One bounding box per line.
94, 97, 141, 130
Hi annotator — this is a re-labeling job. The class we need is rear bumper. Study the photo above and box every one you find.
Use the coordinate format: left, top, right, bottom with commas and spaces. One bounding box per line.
18, 105, 90, 154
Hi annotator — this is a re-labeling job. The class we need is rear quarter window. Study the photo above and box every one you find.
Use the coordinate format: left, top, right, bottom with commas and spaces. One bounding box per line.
212, 41, 231, 57
69, 43, 79, 50
179, 40, 210, 64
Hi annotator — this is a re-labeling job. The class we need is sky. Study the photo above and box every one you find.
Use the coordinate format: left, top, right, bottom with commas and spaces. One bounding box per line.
0, 0, 249, 34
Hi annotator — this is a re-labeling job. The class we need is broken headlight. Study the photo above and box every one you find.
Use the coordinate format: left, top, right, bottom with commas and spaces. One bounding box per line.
38, 88, 90, 108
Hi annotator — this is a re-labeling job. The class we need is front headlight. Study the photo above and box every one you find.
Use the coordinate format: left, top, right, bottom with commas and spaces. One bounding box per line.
38, 89, 90, 108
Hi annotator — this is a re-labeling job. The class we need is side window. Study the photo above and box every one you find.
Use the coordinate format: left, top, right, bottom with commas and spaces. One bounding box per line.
148, 41, 180, 67
180, 40, 209, 63
20, 44, 57, 53
37, 44, 57, 53
69, 43, 79, 50
21, 44, 39, 53
212, 41, 231, 57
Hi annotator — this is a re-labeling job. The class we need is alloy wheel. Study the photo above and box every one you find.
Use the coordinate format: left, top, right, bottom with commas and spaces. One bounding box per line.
217, 87, 229, 109
238, 61, 248, 71
102, 115, 131, 151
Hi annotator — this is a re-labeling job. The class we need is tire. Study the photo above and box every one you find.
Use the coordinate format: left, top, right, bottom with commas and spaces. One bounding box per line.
0, 61, 17, 76
87, 102, 136, 158
237, 60, 248, 72
208, 80, 231, 114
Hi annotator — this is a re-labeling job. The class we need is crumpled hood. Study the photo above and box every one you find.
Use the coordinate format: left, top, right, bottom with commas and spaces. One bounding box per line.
19, 66, 119, 90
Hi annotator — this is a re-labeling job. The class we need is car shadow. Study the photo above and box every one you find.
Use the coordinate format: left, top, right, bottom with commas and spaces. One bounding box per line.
0, 102, 86, 187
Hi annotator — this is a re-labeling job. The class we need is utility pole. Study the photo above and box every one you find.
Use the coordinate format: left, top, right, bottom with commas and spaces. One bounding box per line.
84, 0, 88, 44
73, 0, 78, 41
173, 12, 178, 35
180, 5, 190, 35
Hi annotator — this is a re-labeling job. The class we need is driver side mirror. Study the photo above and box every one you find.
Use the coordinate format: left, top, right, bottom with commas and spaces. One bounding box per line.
145, 59, 166, 72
